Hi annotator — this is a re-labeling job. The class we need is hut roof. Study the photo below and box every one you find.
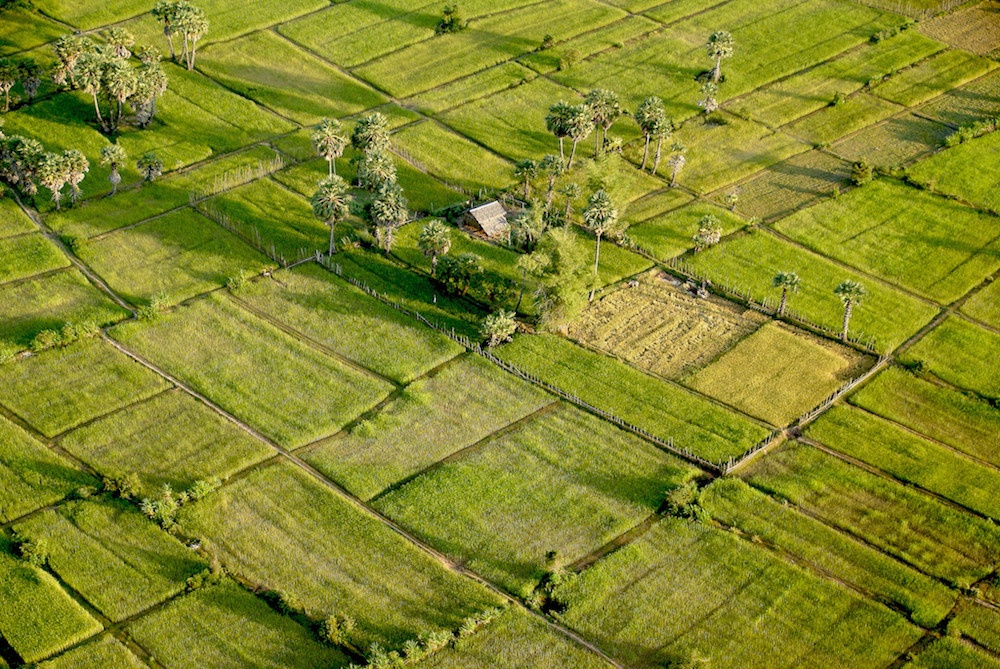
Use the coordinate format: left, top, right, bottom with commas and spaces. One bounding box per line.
468, 201, 508, 238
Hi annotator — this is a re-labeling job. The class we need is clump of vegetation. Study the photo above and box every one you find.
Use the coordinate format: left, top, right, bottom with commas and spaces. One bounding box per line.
319, 612, 357, 646
851, 159, 874, 186
137, 152, 163, 182
30, 321, 99, 352
104, 472, 143, 500
12, 533, 50, 567
226, 268, 250, 291
944, 116, 999, 147
831, 91, 847, 107
139, 484, 181, 529
185, 557, 223, 591
692, 214, 723, 251
136, 291, 168, 320
870, 23, 908, 44
435, 4, 466, 34
481, 309, 517, 347
151, 1, 209, 69
662, 481, 707, 521
557, 48, 580, 71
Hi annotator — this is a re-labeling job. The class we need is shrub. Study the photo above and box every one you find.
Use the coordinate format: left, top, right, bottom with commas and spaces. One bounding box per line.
851, 159, 874, 186
558, 48, 580, 71
139, 484, 180, 529
137, 292, 168, 320
13, 534, 49, 567
435, 4, 466, 34
186, 477, 221, 501
30, 329, 61, 351
538, 34, 554, 51
226, 269, 249, 291
104, 472, 143, 500
480, 310, 517, 347
831, 91, 847, 107
319, 612, 356, 646
944, 117, 1000, 147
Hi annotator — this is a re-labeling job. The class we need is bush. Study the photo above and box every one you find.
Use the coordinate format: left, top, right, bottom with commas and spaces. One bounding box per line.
137, 292, 168, 320
831, 91, 847, 107
944, 116, 1000, 147
480, 310, 517, 347
319, 612, 356, 646
13, 534, 49, 567
187, 477, 221, 501
435, 4, 466, 34
558, 48, 580, 71
139, 484, 180, 529
226, 269, 249, 291
104, 472, 143, 500
435, 252, 482, 296
851, 159, 874, 186
663, 481, 703, 519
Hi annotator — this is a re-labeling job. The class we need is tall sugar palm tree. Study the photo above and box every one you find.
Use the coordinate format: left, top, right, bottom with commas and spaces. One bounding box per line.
370, 182, 408, 253
152, 0, 181, 61
105, 27, 135, 60
545, 101, 572, 163
650, 115, 672, 173
583, 189, 618, 279
312, 118, 347, 177
513, 158, 538, 200
834, 280, 866, 342
584, 88, 622, 158
634, 96, 665, 171
311, 175, 352, 257
0, 59, 18, 113
772, 271, 800, 317
539, 154, 563, 212
62, 149, 89, 205
176, 4, 208, 70
707, 30, 735, 83
418, 219, 451, 275
351, 112, 390, 153
101, 58, 136, 133
565, 104, 594, 169
37, 152, 68, 211
562, 182, 581, 222
668, 145, 686, 187
75, 52, 106, 128
51, 35, 92, 88
100, 143, 128, 195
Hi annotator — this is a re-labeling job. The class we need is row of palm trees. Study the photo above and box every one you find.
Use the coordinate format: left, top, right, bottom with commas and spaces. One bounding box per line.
773, 272, 868, 341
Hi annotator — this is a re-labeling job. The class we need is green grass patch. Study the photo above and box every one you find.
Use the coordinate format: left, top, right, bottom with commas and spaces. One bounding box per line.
110, 294, 393, 448
724, 150, 851, 221
951, 602, 1000, 656
786, 93, 901, 145
0, 269, 130, 356
621, 188, 693, 225
906, 637, 1000, 669
963, 278, 1000, 329
13, 499, 207, 621
375, 404, 699, 595
743, 440, 1000, 587
920, 70, 1000, 128
907, 130, 1000, 213
628, 201, 746, 260
0, 199, 35, 239
0, 233, 70, 285
0, 414, 95, 523
305, 354, 551, 499
702, 477, 956, 627
393, 120, 513, 191
36, 635, 147, 669
127, 579, 347, 669
181, 460, 502, 648
685, 230, 938, 350
198, 31, 387, 125
409, 62, 539, 115
686, 322, 871, 426
849, 366, 1000, 467
78, 208, 270, 306
555, 518, 921, 669
517, 14, 661, 74
0, 538, 103, 664
0, 337, 170, 438
0, 7, 65, 54
61, 388, 274, 491
495, 333, 769, 462
905, 316, 1000, 399
829, 113, 951, 166
872, 49, 997, 107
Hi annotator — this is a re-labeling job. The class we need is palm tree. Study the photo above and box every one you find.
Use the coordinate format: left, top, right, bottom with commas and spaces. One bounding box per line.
18, 59, 42, 102
539, 154, 563, 212
668, 145, 686, 187
62, 149, 89, 205
355, 148, 396, 191
418, 220, 451, 275
36, 152, 68, 211
0, 59, 18, 112
584, 89, 623, 158
312, 118, 347, 177
131, 60, 168, 128
545, 101, 572, 163
176, 4, 208, 70
706, 30, 735, 83
634, 96, 665, 171
51, 35, 92, 88
101, 58, 137, 133
513, 158, 538, 200
152, 1, 181, 61
105, 27, 135, 60
651, 115, 672, 173
351, 112, 390, 153
136, 152, 163, 182
370, 182, 408, 253
75, 52, 106, 128
565, 104, 594, 169
100, 143, 128, 195
311, 175, 352, 257
561, 182, 581, 221
772, 271, 800, 317
834, 280, 866, 342
583, 189, 618, 280
692, 214, 722, 251
699, 80, 719, 115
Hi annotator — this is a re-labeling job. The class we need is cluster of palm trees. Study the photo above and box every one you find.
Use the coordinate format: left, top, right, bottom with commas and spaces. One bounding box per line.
309, 112, 409, 256
0, 57, 42, 113
772, 272, 867, 341
0, 133, 90, 209
151, 1, 209, 70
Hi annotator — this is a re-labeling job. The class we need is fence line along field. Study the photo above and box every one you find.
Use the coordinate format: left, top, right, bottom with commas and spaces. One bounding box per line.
3, 0, 1000, 666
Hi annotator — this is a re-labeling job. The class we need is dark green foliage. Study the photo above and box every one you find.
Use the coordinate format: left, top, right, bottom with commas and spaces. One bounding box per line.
851, 159, 874, 185
13, 533, 49, 566
436, 5, 467, 34
103, 472, 143, 501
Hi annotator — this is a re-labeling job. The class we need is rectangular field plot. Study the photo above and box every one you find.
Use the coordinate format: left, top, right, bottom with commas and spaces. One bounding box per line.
180, 461, 501, 648
872, 50, 997, 107
785, 93, 901, 146
568, 271, 767, 378
517, 14, 662, 74
0, 415, 94, 523
776, 179, 1000, 304
919, 70, 1000, 127
621, 188, 693, 226
905, 637, 1000, 669
702, 478, 956, 627
13, 499, 207, 621
628, 201, 746, 260
685, 231, 937, 349
743, 441, 1000, 587
554, 519, 920, 669
0, 233, 69, 286
495, 333, 770, 462
422, 607, 612, 668
0, 540, 102, 664
375, 404, 699, 595
964, 278, 1000, 329
305, 354, 551, 500
0, 7, 64, 55
0, 199, 35, 239
127, 580, 346, 669
110, 295, 393, 448
0, 269, 129, 356
952, 602, 1000, 656
232, 264, 462, 383
61, 389, 274, 491
0, 338, 169, 438
830, 113, 951, 166
905, 316, 1000, 399
78, 209, 269, 306
198, 31, 387, 125
908, 130, 1000, 213
409, 62, 539, 115
686, 322, 871, 426
917, 0, 1000, 56
36, 635, 147, 669
850, 366, 1000, 468
392, 121, 513, 191
723, 150, 851, 221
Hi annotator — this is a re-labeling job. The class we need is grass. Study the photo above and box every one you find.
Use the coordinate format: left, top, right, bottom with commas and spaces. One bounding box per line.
964, 278, 1000, 329
495, 333, 770, 462
233, 263, 463, 383
0, 414, 95, 523
849, 366, 1000, 468
304, 354, 551, 500
0, 7, 65, 54
0, 538, 103, 664
701, 477, 956, 627
409, 62, 539, 115
621, 188, 693, 225
127, 579, 347, 669
723, 150, 851, 221
686, 322, 871, 426
0, 199, 35, 239
786, 93, 901, 145
775, 179, 1000, 304
919, 70, 1000, 127
808, 405, 1000, 520
568, 270, 767, 379
392, 120, 513, 192
517, 14, 662, 74
829, 113, 952, 166
180, 460, 502, 648
0, 269, 130, 356
872, 49, 997, 107
36, 635, 147, 669
110, 294, 393, 448
684, 230, 938, 350
0, 233, 70, 285
906, 637, 1000, 669
78, 208, 271, 306
375, 404, 699, 595
905, 316, 1000, 399
0, 337, 170, 438
742, 440, 1000, 587
422, 607, 612, 668
61, 389, 274, 491
198, 31, 387, 125
907, 130, 1000, 214
627, 201, 747, 260
554, 518, 921, 669
951, 602, 1000, 655
13, 499, 208, 621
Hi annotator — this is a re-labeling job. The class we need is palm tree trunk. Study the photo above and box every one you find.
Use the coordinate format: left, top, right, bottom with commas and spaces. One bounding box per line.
3, 90, 8, 113
568, 140, 579, 169
594, 232, 602, 275
778, 289, 787, 317
670, 165, 679, 187
327, 159, 333, 177
522, 179, 529, 200
546, 177, 554, 211
328, 221, 336, 256
166, 32, 176, 61
841, 303, 852, 341
640, 135, 650, 171
431, 254, 438, 277
595, 128, 601, 158
515, 266, 526, 311
652, 137, 662, 173
91, 94, 105, 129
713, 57, 722, 82
558, 137, 565, 163
564, 196, 572, 220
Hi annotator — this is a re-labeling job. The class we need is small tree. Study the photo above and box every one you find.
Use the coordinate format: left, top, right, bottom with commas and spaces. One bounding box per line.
481, 310, 517, 347
706, 30, 735, 82
311, 175, 352, 256
561, 182, 581, 222
312, 118, 347, 177
834, 280, 866, 341
14, 535, 49, 567
724, 187, 739, 211
0, 58, 19, 112
668, 145, 686, 187
62, 149, 89, 205
136, 152, 162, 182
354, 147, 397, 192
36, 152, 68, 211
699, 80, 719, 115
418, 219, 451, 274
436, 252, 482, 295
583, 189, 618, 281
772, 271, 800, 317
513, 158, 538, 200
369, 181, 408, 253
436, 4, 466, 33
692, 214, 722, 251
634, 96, 666, 171
100, 143, 128, 195
584, 88, 623, 158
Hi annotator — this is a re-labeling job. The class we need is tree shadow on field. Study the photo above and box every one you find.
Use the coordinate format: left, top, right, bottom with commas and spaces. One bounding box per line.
351, 0, 439, 29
